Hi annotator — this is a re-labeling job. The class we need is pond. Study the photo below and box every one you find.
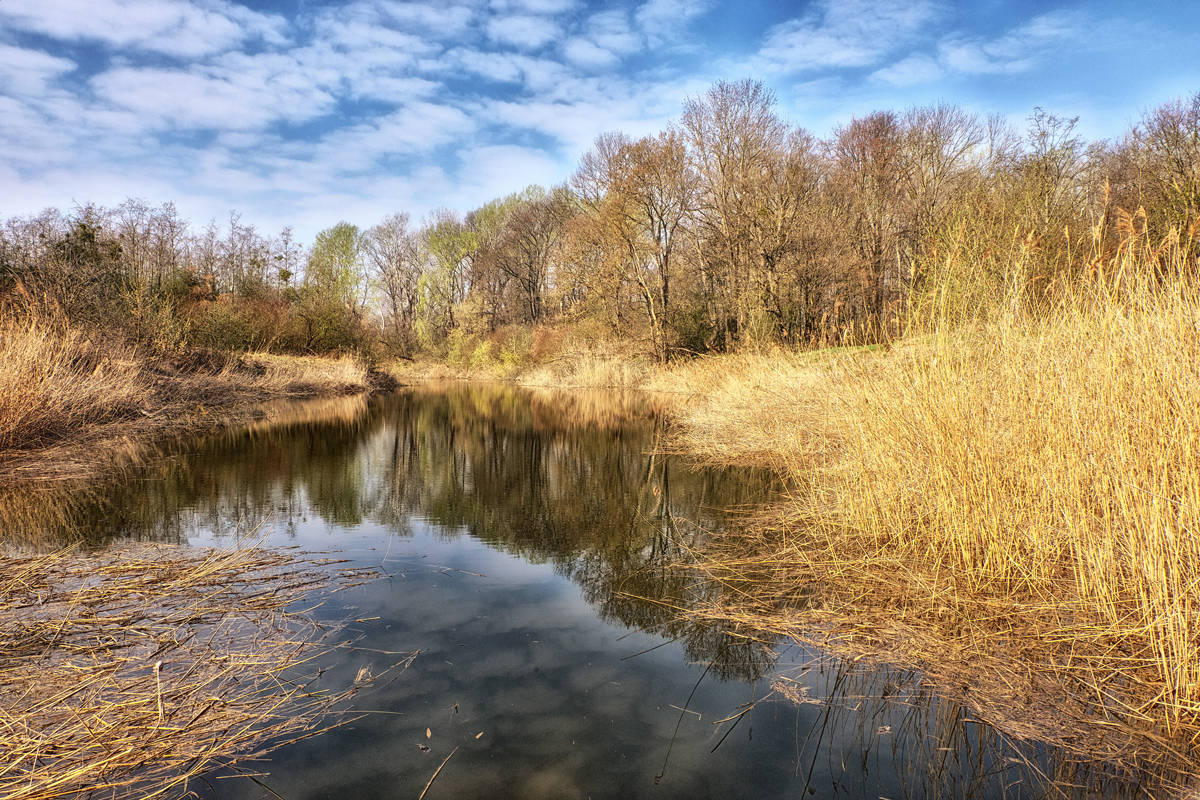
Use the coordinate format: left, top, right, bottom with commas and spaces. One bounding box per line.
2, 383, 1148, 799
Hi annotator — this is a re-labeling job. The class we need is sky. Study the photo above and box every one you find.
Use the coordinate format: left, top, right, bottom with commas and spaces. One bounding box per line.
2, 0, 1198, 244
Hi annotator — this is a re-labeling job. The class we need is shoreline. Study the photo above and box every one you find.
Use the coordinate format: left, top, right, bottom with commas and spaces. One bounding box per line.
0, 349, 399, 486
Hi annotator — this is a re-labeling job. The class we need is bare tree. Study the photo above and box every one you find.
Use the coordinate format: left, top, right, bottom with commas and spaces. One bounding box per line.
829, 110, 906, 339
367, 212, 423, 349
575, 131, 696, 359
482, 186, 570, 325
1135, 91, 1200, 245
681, 78, 792, 348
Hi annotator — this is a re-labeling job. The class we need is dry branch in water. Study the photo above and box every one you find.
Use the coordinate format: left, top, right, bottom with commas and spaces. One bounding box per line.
0, 545, 399, 800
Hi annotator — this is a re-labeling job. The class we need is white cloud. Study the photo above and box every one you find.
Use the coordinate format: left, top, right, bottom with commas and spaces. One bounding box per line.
443, 49, 572, 92
587, 10, 642, 56
376, 2, 476, 39
503, 0, 577, 13
0, 0, 287, 58
871, 53, 943, 86
560, 10, 642, 70
0, 45, 75, 97
562, 38, 619, 69
936, 11, 1087, 76
487, 15, 562, 50
454, 144, 564, 197
90, 61, 336, 130
635, 0, 714, 43
756, 0, 939, 73
479, 77, 693, 155
314, 102, 478, 170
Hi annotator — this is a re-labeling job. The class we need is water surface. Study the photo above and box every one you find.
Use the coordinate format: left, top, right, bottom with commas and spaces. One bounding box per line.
2, 383, 1140, 799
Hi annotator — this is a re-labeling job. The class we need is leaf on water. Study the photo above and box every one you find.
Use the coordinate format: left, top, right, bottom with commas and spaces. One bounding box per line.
475, 732, 483, 739
426, 727, 432, 739
417, 744, 431, 753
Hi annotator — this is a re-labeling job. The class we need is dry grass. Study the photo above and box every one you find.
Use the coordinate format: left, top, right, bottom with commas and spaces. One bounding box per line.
0, 318, 379, 483
388, 349, 655, 390
227, 352, 371, 396
518, 355, 653, 389
0, 544, 398, 800
0, 323, 147, 452
662, 242, 1200, 763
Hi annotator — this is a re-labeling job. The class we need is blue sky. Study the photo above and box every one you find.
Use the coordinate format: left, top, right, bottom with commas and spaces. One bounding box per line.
2, 0, 1198, 243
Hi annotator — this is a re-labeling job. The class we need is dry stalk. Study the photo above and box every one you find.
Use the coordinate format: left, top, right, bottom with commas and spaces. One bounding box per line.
0, 544, 404, 800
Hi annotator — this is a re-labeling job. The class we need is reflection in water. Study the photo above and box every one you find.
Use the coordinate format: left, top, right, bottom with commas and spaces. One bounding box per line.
0, 384, 1181, 798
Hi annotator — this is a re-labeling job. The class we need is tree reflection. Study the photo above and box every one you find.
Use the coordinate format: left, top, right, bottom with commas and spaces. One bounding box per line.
0, 384, 783, 680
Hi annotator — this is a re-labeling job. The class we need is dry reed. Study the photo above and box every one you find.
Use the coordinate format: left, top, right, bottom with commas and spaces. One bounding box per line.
0, 318, 377, 483
0, 544, 394, 800
0, 323, 146, 452
662, 230, 1200, 766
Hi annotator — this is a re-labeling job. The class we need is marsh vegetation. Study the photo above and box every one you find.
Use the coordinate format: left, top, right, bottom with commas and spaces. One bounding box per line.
2, 80, 1199, 793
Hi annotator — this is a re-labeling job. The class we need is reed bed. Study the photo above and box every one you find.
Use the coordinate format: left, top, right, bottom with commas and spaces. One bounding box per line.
664, 241, 1200, 766
0, 323, 147, 452
0, 317, 379, 483
0, 544, 388, 800
231, 352, 371, 396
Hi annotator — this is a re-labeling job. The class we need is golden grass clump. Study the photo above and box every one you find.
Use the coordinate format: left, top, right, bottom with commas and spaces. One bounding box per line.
0, 322, 146, 452
666, 240, 1200, 749
0, 545, 392, 799
235, 352, 371, 396
518, 353, 653, 389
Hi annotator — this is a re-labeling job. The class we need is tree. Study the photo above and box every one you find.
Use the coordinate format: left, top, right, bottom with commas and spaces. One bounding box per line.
1135, 91, 1200, 250
480, 186, 570, 326
306, 221, 370, 315
366, 212, 423, 350
418, 209, 474, 344
575, 132, 696, 360
681, 78, 792, 348
830, 110, 906, 339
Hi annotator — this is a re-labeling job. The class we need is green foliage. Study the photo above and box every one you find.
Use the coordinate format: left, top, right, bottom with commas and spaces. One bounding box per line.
445, 328, 471, 367
291, 287, 362, 354
470, 339, 494, 370
307, 222, 369, 313
189, 302, 254, 351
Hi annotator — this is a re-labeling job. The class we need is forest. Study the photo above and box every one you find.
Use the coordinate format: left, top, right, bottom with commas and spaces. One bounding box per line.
4, 78, 1197, 367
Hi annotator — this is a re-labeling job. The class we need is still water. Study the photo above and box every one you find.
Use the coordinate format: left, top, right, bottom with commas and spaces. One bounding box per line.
5, 383, 1125, 798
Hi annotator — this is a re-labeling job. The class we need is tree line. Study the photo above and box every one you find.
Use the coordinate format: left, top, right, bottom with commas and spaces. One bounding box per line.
3, 79, 1197, 361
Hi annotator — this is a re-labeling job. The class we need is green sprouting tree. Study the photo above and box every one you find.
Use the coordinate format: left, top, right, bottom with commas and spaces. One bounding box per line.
306, 222, 371, 315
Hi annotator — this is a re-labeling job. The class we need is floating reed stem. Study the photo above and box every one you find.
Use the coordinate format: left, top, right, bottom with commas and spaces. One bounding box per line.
0, 544, 377, 800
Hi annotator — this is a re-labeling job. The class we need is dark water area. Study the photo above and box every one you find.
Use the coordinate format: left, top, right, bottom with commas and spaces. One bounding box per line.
0, 384, 1148, 799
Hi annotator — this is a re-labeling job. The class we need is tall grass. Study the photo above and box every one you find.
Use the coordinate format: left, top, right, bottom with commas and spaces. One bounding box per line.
668, 225, 1200, 731
0, 321, 146, 450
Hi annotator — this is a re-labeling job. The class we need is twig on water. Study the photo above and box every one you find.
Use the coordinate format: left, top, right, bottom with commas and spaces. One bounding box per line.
418, 746, 458, 800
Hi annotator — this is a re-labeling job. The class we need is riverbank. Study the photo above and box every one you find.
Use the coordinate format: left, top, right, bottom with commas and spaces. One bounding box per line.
651, 286, 1200, 778
6, 287, 1199, 784
0, 321, 397, 484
